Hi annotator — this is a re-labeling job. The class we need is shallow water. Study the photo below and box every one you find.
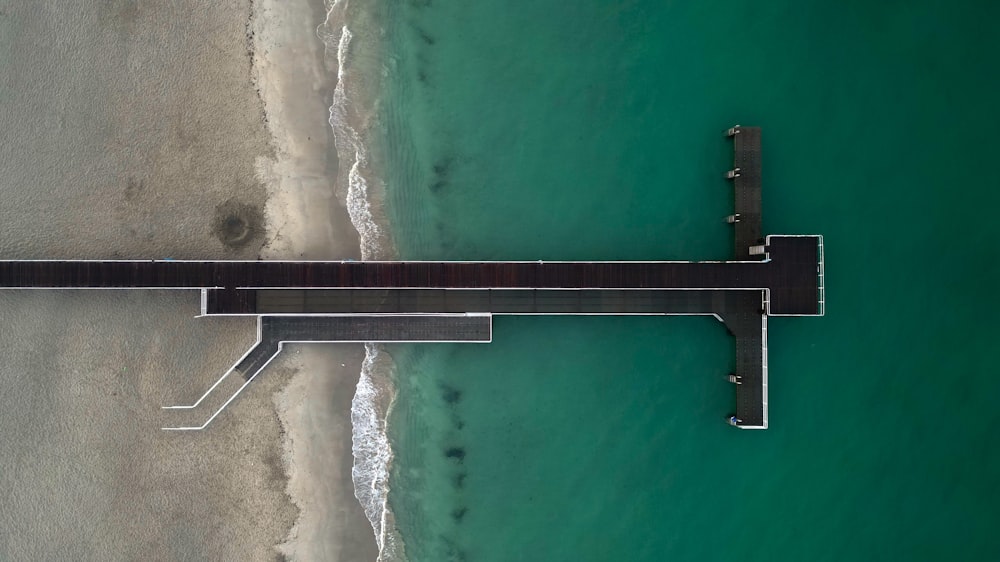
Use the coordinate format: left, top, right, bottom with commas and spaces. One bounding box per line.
375, 0, 1000, 560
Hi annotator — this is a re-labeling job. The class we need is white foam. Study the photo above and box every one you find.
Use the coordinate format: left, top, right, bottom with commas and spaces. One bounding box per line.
327, 23, 384, 261
350, 343, 405, 562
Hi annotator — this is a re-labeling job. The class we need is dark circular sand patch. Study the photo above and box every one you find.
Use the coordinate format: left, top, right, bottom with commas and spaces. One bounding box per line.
212, 199, 264, 250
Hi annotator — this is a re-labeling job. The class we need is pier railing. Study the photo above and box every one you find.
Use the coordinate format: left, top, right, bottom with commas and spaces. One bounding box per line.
817, 235, 825, 316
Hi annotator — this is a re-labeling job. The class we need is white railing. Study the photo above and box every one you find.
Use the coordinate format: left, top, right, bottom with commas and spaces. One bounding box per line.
817, 235, 825, 316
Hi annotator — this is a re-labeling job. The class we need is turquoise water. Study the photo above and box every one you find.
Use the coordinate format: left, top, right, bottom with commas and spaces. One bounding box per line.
373, 0, 1000, 560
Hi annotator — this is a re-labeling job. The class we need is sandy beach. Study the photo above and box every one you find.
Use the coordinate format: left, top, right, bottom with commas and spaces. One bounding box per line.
252, 0, 379, 559
0, 0, 375, 560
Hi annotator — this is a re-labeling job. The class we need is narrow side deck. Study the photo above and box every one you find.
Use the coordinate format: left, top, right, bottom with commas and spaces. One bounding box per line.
235, 315, 492, 378
240, 289, 734, 315
729, 126, 763, 259
259, 314, 491, 344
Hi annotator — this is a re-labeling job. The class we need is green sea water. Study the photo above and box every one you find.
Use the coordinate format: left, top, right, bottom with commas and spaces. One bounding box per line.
371, 0, 1000, 560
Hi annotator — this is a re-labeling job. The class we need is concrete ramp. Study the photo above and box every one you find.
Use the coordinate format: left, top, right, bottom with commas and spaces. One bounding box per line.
161, 314, 491, 430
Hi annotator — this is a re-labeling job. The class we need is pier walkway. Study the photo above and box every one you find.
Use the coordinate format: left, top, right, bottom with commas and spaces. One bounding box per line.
0, 126, 823, 430
235, 315, 492, 379
729, 125, 763, 259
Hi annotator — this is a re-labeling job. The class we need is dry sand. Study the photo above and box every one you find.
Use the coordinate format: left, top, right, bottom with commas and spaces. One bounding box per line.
0, 292, 296, 560
0, 0, 375, 560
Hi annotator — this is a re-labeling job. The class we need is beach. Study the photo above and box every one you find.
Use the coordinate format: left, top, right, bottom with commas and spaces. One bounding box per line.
0, 1, 375, 560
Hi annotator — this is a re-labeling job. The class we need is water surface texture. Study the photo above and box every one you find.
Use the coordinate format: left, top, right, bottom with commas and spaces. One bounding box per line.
382, 1, 997, 560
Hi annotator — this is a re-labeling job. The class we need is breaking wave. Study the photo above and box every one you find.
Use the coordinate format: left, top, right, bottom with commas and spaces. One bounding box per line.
322, 8, 385, 261
351, 343, 404, 562
318, 2, 404, 561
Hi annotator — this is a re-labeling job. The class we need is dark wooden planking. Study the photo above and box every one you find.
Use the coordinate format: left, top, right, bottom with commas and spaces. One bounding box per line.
250, 288, 734, 315
0, 238, 819, 315
731, 126, 764, 259
0, 257, 799, 291
229, 315, 492, 380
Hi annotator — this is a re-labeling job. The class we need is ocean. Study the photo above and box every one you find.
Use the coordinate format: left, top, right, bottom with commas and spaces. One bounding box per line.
343, 0, 1000, 560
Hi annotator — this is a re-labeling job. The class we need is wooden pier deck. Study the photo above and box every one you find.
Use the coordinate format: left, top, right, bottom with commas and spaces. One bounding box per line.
250, 288, 730, 315
0, 126, 823, 430
0, 236, 820, 315
730, 126, 763, 259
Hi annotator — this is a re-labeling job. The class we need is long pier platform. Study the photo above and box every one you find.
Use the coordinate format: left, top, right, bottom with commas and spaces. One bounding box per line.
0, 126, 823, 430
0, 234, 819, 315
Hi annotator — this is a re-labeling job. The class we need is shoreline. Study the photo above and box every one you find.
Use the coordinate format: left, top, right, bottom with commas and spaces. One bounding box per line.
273, 346, 378, 561
311, 1, 410, 559
253, 0, 362, 262
251, 0, 381, 560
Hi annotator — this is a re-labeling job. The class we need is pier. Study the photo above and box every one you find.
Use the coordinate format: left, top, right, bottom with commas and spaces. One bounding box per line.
727, 124, 763, 259
0, 126, 823, 430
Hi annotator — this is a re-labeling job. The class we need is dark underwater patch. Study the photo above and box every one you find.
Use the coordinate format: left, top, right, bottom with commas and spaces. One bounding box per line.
416, 27, 436, 46
440, 536, 467, 562
440, 383, 462, 404
429, 156, 455, 193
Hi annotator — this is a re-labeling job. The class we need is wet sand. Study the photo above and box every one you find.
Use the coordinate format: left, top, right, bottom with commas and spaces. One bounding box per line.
0, 0, 374, 560
254, 0, 362, 260
274, 346, 380, 561
252, 0, 377, 558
